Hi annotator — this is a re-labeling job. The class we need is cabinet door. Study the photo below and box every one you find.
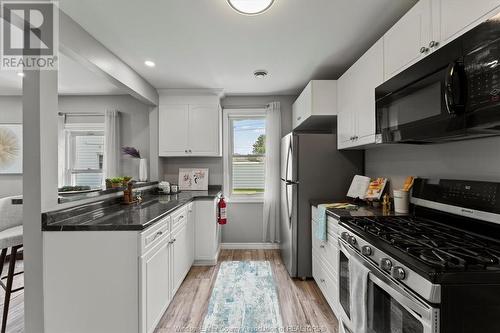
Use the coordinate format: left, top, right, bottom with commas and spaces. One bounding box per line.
292, 82, 312, 129
384, 0, 432, 80
188, 105, 220, 156
187, 203, 195, 265
171, 222, 189, 295
337, 70, 355, 149
435, 0, 500, 47
159, 105, 189, 156
143, 240, 170, 333
355, 39, 384, 141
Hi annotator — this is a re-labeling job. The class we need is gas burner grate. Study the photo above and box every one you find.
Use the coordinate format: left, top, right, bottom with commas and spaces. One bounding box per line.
344, 216, 500, 271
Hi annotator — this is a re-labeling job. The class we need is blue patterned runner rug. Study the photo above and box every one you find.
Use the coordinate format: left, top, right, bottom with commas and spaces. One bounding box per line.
201, 261, 283, 332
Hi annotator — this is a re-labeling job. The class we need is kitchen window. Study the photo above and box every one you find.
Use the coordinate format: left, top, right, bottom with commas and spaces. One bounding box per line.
64, 125, 105, 188
223, 109, 267, 202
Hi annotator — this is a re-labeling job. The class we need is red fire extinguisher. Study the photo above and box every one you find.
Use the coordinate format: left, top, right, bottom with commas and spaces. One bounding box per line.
218, 196, 227, 225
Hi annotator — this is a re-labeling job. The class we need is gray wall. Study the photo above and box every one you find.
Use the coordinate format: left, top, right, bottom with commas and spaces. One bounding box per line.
0, 96, 23, 198
0, 94, 151, 198
365, 136, 500, 192
160, 95, 297, 243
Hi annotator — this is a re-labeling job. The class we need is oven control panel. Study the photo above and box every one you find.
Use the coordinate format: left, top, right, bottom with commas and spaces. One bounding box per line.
413, 179, 500, 214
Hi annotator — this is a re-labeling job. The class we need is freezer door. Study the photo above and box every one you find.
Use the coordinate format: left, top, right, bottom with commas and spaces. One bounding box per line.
280, 133, 294, 181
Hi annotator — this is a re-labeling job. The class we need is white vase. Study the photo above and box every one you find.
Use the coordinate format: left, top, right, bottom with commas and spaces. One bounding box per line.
139, 158, 148, 182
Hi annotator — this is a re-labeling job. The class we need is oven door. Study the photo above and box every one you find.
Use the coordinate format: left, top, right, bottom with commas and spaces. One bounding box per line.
376, 60, 466, 143
338, 240, 440, 333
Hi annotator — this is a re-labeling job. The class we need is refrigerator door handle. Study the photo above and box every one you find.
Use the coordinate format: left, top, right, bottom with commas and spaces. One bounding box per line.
285, 182, 295, 228
286, 137, 293, 182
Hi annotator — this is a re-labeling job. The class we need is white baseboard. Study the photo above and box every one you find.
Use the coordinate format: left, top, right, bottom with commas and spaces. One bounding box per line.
221, 242, 280, 250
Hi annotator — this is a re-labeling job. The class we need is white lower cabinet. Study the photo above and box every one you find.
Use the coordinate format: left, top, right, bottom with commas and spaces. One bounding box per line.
171, 218, 190, 296
143, 238, 171, 333
311, 207, 341, 316
43, 200, 219, 333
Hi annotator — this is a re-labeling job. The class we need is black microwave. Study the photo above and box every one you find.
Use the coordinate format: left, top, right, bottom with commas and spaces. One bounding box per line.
376, 12, 500, 144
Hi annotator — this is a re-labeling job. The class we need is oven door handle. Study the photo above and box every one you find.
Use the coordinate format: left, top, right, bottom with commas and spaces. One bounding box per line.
339, 239, 439, 331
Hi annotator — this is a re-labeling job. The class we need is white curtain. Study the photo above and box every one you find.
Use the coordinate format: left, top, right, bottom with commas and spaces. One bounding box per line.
57, 115, 66, 187
263, 102, 281, 243
104, 110, 121, 179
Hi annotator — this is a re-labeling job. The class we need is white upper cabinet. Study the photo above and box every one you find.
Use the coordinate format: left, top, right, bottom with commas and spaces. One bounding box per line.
158, 92, 222, 157
384, 0, 500, 81
384, 0, 432, 80
159, 105, 189, 156
292, 80, 337, 130
433, 0, 500, 48
337, 39, 384, 150
188, 105, 221, 156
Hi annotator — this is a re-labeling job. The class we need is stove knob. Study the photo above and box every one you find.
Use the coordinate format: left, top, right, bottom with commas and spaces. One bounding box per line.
380, 258, 393, 272
361, 245, 373, 256
341, 232, 350, 241
392, 266, 406, 280
348, 235, 357, 246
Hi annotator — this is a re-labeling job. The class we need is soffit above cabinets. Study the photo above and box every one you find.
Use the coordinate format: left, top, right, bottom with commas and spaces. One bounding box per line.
59, 0, 418, 95
0, 51, 126, 96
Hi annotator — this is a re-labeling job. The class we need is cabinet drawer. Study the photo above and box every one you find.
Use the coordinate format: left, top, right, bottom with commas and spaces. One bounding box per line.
311, 206, 340, 237
171, 206, 187, 231
312, 252, 338, 312
140, 216, 171, 255
312, 228, 339, 273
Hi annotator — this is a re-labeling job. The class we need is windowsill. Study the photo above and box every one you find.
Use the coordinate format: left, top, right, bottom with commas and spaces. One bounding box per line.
226, 196, 264, 204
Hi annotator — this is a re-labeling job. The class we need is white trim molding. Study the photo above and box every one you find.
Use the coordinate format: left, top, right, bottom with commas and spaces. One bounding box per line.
223, 108, 267, 203
221, 242, 280, 250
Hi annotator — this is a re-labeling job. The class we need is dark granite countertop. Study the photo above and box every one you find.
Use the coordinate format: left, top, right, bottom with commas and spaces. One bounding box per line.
13, 181, 159, 205
310, 199, 408, 220
42, 186, 222, 231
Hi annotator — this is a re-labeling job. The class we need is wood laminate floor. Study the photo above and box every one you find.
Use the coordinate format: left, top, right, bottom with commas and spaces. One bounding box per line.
2, 250, 339, 333
155, 249, 339, 333
0, 258, 24, 333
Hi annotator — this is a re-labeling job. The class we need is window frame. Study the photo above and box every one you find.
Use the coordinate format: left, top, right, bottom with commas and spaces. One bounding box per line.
223, 108, 267, 203
64, 123, 105, 187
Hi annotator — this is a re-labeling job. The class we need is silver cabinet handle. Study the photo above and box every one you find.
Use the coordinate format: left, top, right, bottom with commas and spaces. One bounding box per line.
152, 231, 163, 241
320, 278, 326, 283
429, 40, 438, 48
420, 46, 429, 54
297, 116, 301, 121
178, 215, 184, 220
184, 150, 188, 153
320, 244, 325, 248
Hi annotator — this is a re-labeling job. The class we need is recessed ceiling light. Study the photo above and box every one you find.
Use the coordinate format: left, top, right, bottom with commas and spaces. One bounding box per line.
254, 70, 268, 79
144, 60, 156, 67
227, 0, 275, 15
17, 72, 25, 77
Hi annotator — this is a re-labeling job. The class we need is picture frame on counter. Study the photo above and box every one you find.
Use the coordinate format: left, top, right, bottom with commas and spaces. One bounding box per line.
179, 168, 209, 191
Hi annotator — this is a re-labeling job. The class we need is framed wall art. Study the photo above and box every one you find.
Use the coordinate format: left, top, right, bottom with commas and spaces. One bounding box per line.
0, 124, 22, 174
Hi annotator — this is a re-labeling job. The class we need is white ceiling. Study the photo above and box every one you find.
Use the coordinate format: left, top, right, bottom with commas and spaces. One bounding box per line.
59, 0, 418, 95
0, 51, 126, 95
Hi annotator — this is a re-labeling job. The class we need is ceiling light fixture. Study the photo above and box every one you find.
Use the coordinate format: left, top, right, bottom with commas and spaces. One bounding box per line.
254, 70, 268, 79
17, 72, 25, 77
227, 0, 275, 15
144, 60, 156, 67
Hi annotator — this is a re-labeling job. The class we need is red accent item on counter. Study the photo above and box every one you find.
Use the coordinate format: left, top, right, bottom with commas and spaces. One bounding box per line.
218, 196, 227, 225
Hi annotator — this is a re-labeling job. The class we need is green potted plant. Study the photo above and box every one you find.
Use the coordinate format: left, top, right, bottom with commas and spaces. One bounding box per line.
110, 177, 124, 188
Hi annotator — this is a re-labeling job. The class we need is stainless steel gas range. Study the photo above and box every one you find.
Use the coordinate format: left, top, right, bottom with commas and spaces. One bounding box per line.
337, 178, 500, 333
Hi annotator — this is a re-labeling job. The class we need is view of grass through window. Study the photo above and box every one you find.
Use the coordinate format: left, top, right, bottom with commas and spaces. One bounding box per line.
231, 118, 266, 195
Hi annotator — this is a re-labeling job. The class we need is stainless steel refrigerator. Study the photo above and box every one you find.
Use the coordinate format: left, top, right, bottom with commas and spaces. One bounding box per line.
280, 132, 364, 278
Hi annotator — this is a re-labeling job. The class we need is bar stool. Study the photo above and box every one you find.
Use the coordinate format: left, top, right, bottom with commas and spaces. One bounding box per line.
0, 197, 23, 333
